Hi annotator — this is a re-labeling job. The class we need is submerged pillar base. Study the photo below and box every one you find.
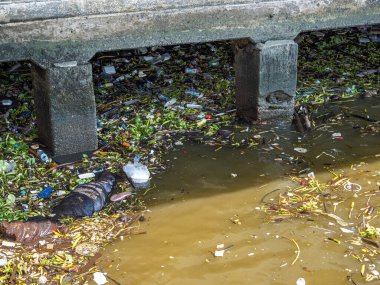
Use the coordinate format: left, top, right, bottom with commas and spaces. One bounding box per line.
32, 62, 98, 163
234, 40, 298, 122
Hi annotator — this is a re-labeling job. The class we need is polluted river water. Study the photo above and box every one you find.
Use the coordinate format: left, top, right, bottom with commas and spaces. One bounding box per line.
99, 98, 379, 285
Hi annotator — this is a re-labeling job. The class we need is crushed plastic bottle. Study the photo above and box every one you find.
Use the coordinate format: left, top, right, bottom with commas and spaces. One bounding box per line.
123, 155, 151, 189
185, 68, 199, 74
186, 103, 203, 109
185, 90, 203, 97
37, 149, 49, 163
1, 99, 12, 106
164, 98, 177, 108
158, 94, 169, 101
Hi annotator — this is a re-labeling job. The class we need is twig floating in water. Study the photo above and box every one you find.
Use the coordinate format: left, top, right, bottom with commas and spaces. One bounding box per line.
260, 188, 282, 203
282, 236, 300, 265
347, 275, 358, 285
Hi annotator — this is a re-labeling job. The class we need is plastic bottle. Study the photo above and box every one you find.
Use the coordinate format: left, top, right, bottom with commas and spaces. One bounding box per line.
186, 103, 203, 109
164, 98, 177, 108
185, 90, 202, 97
1, 99, 12, 106
37, 149, 49, 163
158, 94, 169, 101
185, 68, 199, 74
123, 155, 150, 189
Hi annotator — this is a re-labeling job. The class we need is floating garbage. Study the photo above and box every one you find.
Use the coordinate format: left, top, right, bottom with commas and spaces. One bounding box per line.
93, 272, 108, 285
123, 155, 150, 189
185, 89, 202, 97
1, 241, 15, 247
0, 160, 16, 173
332, 132, 343, 140
0, 254, 7, 266
110, 190, 132, 202
161, 53, 171, 62
38, 276, 48, 285
197, 118, 207, 127
0, 27, 378, 284
53, 171, 115, 217
208, 58, 220, 67
1, 99, 12, 106
75, 242, 100, 256
36, 149, 49, 163
343, 181, 362, 192
185, 67, 199, 74
78, 172, 96, 179
186, 103, 203, 109
294, 147, 308, 153
125, 99, 140, 106
102, 65, 116, 75
296, 277, 306, 285
340, 227, 356, 234
99, 83, 113, 88
213, 244, 233, 257
113, 73, 133, 83
0, 220, 61, 244
37, 186, 53, 199
143, 55, 154, 63
164, 98, 177, 108
158, 94, 169, 101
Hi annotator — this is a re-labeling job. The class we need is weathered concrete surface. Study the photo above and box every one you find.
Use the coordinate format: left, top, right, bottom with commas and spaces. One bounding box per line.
32, 63, 97, 162
0, 0, 379, 67
0, 0, 379, 160
235, 40, 298, 121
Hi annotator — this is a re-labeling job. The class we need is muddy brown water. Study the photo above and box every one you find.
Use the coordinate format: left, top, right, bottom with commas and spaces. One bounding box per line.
99, 98, 379, 285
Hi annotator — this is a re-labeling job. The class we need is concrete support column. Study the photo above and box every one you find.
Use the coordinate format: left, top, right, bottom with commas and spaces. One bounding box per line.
32, 63, 98, 163
234, 40, 298, 122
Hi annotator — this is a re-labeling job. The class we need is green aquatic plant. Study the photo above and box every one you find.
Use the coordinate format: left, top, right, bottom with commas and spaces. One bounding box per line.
360, 225, 380, 239
0, 196, 27, 222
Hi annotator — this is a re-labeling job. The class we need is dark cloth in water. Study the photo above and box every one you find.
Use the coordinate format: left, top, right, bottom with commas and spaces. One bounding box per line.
53, 171, 115, 218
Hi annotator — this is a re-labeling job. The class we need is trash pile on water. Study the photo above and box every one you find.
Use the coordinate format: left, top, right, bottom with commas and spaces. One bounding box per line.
261, 168, 380, 283
0, 26, 378, 283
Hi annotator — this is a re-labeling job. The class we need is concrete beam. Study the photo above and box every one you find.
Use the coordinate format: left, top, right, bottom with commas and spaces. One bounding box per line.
1, 0, 379, 67
235, 40, 298, 121
1, 0, 378, 160
32, 62, 97, 163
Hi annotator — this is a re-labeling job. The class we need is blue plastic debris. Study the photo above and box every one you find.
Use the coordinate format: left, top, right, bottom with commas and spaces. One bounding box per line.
38, 186, 53, 199
158, 94, 169, 101
185, 90, 202, 97
93, 168, 104, 174
185, 68, 199, 74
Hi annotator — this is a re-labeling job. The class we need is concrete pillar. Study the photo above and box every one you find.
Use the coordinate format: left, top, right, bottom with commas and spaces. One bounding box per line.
32, 62, 97, 163
234, 40, 298, 122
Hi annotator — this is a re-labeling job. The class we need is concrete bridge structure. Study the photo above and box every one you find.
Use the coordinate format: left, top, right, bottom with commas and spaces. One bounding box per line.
0, 0, 379, 162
